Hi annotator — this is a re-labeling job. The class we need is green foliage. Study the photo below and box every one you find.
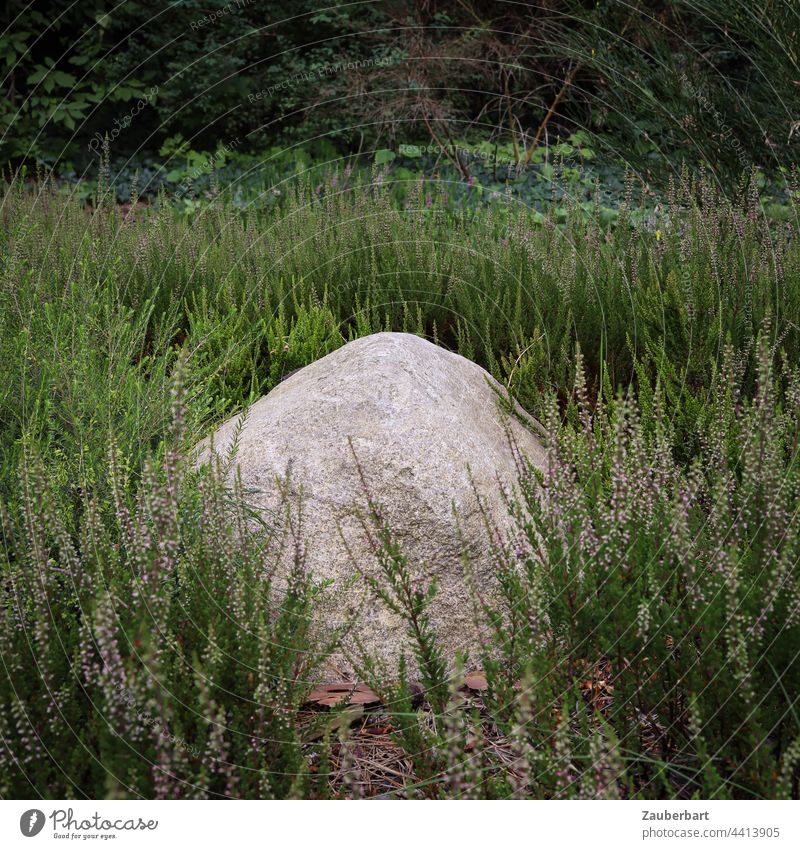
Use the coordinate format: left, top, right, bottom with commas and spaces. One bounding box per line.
0, 170, 798, 798
0, 2, 153, 162
351, 456, 451, 717
0, 366, 327, 798
265, 303, 345, 390
476, 336, 800, 798
2, 169, 798, 471
2, 1, 797, 179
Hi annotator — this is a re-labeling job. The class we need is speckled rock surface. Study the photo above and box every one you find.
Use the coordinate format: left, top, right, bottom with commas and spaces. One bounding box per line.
195, 332, 545, 678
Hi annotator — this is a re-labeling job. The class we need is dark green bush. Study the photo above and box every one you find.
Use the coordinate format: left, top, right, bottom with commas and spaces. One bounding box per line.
3, 1, 797, 178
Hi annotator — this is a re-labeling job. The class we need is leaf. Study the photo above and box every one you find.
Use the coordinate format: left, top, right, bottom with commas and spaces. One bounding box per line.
52, 71, 76, 88
464, 671, 488, 691
306, 682, 381, 708
374, 148, 396, 165
27, 66, 49, 85
362, 723, 394, 736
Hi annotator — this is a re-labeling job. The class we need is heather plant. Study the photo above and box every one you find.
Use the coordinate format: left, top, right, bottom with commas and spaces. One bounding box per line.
341, 443, 452, 792
2, 169, 797, 447
474, 331, 800, 799
0, 168, 799, 798
0, 364, 330, 798
347, 440, 451, 717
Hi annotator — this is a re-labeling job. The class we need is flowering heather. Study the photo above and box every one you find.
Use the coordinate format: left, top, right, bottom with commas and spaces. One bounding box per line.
0, 171, 798, 798
475, 333, 800, 798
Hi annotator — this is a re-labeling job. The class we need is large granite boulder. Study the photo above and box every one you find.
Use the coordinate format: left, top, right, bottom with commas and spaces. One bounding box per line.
196, 332, 545, 677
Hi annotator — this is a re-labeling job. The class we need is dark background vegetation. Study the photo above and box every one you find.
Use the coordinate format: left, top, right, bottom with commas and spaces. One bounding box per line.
2, 0, 798, 181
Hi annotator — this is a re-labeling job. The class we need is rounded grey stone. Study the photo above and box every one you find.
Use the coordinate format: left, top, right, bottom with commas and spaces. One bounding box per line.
196, 332, 545, 678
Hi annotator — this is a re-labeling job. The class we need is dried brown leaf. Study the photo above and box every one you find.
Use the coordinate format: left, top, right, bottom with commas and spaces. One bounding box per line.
464, 671, 488, 691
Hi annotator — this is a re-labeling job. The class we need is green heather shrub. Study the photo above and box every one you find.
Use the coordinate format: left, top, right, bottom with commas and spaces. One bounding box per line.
470, 335, 800, 798
0, 170, 798, 797
337, 333, 800, 799
0, 362, 330, 798
2, 169, 798, 441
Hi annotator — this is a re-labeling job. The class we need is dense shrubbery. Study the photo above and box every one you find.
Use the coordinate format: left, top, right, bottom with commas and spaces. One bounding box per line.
3, 167, 799, 437
477, 340, 800, 798
0, 171, 799, 797
2, 1, 797, 178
